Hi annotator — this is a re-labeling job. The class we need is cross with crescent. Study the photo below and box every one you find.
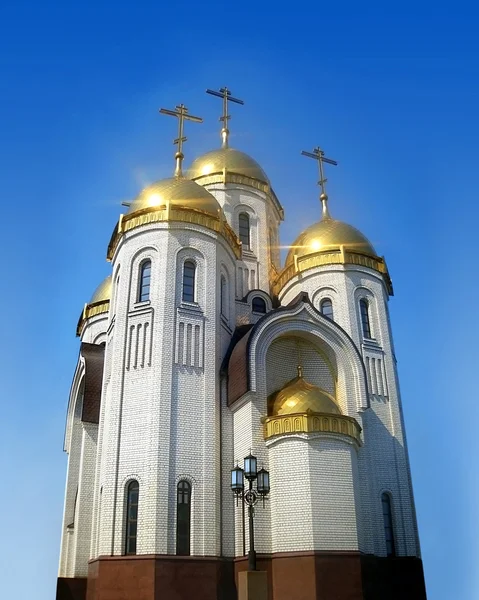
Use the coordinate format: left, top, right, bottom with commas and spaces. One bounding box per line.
159, 103, 203, 177
206, 87, 244, 148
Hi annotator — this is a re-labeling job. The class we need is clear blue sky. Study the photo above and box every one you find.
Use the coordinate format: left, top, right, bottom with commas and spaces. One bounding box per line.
0, 2, 477, 599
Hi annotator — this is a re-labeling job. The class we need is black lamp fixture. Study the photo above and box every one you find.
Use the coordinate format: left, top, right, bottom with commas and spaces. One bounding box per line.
231, 453, 270, 571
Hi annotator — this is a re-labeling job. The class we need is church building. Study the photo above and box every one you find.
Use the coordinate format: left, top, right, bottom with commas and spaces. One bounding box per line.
56, 88, 427, 600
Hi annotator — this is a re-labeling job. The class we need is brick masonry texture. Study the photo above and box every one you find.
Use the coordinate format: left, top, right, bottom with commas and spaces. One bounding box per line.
57, 176, 425, 599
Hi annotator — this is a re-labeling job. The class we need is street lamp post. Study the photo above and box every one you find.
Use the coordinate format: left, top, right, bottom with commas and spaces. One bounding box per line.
231, 453, 270, 571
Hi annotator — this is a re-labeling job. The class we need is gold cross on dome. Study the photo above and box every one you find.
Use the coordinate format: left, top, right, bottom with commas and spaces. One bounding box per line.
301, 146, 338, 218
206, 87, 244, 148
159, 103, 203, 177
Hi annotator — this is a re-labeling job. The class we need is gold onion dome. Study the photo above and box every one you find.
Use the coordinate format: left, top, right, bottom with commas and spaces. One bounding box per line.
269, 366, 340, 416
186, 147, 270, 185
89, 274, 112, 304
285, 217, 376, 267
127, 177, 221, 217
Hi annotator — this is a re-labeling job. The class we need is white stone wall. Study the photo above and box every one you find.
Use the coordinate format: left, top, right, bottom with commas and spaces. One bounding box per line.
268, 434, 360, 552
59, 379, 83, 576
203, 184, 282, 295
277, 264, 420, 557
80, 312, 109, 345
88, 220, 236, 563
71, 423, 98, 575
227, 302, 370, 556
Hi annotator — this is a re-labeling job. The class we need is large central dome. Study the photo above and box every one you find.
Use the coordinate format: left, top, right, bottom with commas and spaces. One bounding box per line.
127, 177, 221, 217
186, 147, 270, 184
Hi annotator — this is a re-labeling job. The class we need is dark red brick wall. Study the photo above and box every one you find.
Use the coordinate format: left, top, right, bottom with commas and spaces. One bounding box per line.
57, 552, 427, 600
57, 577, 87, 600
360, 555, 427, 600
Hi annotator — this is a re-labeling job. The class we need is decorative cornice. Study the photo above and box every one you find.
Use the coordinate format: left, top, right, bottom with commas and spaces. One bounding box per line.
263, 411, 362, 444
192, 171, 284, 220
107, 204, 242, 261
273, 249, 393, 296
76, 300, 110, 337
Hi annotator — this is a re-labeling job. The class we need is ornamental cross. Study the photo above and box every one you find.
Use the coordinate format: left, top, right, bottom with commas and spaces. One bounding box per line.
159, 103, 203, 176
206, 87, 244, 148
301, 146, 338, 199
301, 147, 338, 218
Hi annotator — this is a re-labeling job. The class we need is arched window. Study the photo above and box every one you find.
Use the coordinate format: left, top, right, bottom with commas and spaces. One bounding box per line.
252, 297, 266, 314
138, 260, 151, 302
238, 213, 250, 250
381, 493, 396, 557
220, 275, 227, 317
125, 480, 139, 555
360, 299, 372, 338
182, 261, 196, 303
176, 480, 191, 556
320, 298, 334, 320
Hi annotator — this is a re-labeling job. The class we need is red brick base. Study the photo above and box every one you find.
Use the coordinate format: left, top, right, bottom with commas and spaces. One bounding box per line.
56, 552, 427, 600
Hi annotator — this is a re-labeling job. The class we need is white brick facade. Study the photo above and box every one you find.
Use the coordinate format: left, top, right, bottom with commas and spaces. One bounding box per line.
58, 158, 421, 581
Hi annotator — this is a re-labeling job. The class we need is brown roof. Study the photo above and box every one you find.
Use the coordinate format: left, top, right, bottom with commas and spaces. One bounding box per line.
80, 342, 105, 424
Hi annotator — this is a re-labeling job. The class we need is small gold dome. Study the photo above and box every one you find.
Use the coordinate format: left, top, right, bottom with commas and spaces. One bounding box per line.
90, 275, 112, 304
269, 367, 340, 416
127, 177, 221, 216
286, 218, 376, 267
186, 147, 270, 184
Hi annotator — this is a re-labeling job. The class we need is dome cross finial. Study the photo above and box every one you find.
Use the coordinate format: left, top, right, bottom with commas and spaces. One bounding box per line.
301, 146, 338, 220
159, 103, 203, 177
206, 87, 244, 149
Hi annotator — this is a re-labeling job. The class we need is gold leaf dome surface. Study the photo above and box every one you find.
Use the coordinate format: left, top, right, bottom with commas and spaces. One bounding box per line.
90, 275, 112, 304
127, 177, 221, 216
269, 368, 340, 416
285, 218, 376, 267
186, 147, 270, 184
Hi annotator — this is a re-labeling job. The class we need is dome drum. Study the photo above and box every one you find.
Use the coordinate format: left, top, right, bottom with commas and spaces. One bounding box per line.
76, 275, 112, 337
186, 147, 284, 220
107, 191, 242, 261
273, 246, 392, 297
263, 412, 362, 443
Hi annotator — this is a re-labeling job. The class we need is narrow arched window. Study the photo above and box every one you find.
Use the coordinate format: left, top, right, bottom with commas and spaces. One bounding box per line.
238, 213, 250, 249
182, 261, 196, 303
320, 298, 334, 320
138, 260, 151, 302
125, 480, 139, 555
176, 480, 191, 556
252, 297, 266, 314
220, 275, 227, 317
360, 299, 372, 338
381, 493, 395, 557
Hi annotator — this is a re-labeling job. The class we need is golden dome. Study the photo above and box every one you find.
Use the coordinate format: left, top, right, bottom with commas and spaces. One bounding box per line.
127, 177, 221, 217
186, 147, 270, 184
89, 275, 112, 304
269, 367, 340, 416
285, 218, 376, 267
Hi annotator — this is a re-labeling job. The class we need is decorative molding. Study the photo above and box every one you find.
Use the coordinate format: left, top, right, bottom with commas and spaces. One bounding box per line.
272, 249, 393, 296
126, 314, 153, 370
175, 312, 205, 369
263, 412, 362, 443
192, 172, 284, 220
107, 205, 242, 261
76, 300, 110, 337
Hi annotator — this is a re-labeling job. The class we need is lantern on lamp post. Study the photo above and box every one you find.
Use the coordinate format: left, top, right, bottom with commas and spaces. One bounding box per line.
231, 453, 270, 571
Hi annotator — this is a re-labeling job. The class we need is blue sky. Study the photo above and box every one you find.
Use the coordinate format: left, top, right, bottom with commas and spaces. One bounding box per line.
0, 2, 477, 599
